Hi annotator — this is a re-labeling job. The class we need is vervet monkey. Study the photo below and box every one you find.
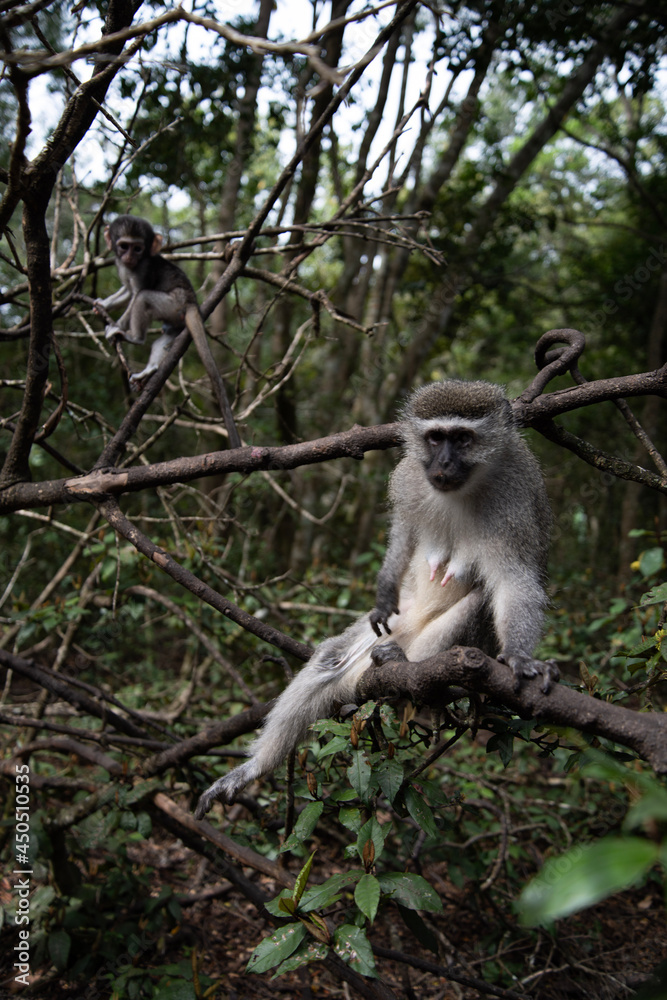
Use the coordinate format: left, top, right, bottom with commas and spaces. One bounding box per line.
95, 215, 241, 449
195, 379, 556, 817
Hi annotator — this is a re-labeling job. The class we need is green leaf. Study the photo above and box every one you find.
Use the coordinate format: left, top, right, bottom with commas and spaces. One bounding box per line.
640, 582, 667, 606
315, 735, 349, 759
347, 750, 372, 801
625, 633, 662, 658
339, 805, 362, 833
246, 924, 307, 975
376, 758, 404, 803
333, 924, 377, 977
624, 787, 667, 830
486, 731, 514, 767
293, 850, 317, 905
273, 940, 329, 976
377, 873, 442, 913
639, 547, 665, 578
264, 889, 294, 917
48, 929, 71, 971
404, 786, 438, 839
299, 871, 364, 913
330, 787, 358, 803
135, 811, 152, 838
518, 836, 659, 926
354, 873, 381, 923
397, 902, 439, 954
295, 801, 324, 840
280, 802, 324, 852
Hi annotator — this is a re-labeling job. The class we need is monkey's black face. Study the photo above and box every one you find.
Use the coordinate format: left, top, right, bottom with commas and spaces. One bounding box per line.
423, 427, 476, 491
115, 238, 147, 270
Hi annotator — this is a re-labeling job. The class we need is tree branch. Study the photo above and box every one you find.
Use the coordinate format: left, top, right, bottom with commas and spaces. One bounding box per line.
357, 647, 667, 774
96, 498, 312, 662
2, 327, 666, 510
0, 423, 403, 513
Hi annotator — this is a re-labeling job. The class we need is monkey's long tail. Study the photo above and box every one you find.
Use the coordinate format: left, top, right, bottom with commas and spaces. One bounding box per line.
185, 304, 242, 450
194, 619, 378, 816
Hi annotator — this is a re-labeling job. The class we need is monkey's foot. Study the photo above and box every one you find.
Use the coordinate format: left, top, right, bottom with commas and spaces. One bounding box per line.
371, 641, 408, 667
498, 653, 560, 694
129, 365, 158, 390
194, 761, 256, 819
105, 324, 125, 340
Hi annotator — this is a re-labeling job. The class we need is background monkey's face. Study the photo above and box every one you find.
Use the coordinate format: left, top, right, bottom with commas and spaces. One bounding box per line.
105, 216, 162, 270
115, 237, 147, 270
422, 424, 478, 491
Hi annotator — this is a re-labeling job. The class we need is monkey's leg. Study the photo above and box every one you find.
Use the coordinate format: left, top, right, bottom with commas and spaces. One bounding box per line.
195, 619, 379, 817
125, 290, 177, 343
403, 589, 487, 662
129, 331, 176, 387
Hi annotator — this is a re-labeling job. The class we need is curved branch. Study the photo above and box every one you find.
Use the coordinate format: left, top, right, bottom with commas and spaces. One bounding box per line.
515, 328, 667, 425
357, 647, 667, 775
515, 328, 667, 494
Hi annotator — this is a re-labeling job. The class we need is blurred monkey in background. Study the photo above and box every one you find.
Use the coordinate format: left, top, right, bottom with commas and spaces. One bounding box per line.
96, 215, 240, 449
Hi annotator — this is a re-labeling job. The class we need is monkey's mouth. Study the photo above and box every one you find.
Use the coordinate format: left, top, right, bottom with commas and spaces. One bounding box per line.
428, 472, 468, 491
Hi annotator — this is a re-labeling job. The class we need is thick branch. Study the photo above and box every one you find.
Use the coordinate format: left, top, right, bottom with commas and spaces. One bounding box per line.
357, 647, 667, 774
2, 336, 667, 508
0, 423, 403, 513
515, 367, 667, 423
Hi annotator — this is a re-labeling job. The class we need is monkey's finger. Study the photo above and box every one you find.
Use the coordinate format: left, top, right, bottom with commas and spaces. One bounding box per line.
540, 659, 560, 694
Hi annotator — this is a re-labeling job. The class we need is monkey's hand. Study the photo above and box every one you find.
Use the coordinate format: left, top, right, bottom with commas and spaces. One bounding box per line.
369, 593, 399, 637
194, 761, 256, 819
104, 323, 126, 341
497, 652, 560, 694
369, 608, 395, 636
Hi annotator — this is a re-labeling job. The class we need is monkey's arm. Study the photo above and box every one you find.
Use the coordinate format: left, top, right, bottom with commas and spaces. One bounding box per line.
369, 520, 415, 636
492, 573, 558, 692
95, 286, 131, 312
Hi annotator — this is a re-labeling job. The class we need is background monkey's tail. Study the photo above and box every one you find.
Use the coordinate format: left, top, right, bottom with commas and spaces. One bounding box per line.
185, 304, 241, 449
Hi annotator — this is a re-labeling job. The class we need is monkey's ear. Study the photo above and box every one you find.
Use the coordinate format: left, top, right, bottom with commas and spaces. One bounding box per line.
150, 233, 163, 256
103, 226, 112, 250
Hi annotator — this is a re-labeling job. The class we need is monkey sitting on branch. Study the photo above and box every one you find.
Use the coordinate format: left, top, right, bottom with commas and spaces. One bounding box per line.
95, 214, 241, 449
195, 379, 558, 817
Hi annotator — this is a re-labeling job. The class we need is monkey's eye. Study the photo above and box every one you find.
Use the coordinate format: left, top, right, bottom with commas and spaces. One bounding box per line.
425, 429, 447, 446
117, 240, 143, 253
455, 430, 474, 447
